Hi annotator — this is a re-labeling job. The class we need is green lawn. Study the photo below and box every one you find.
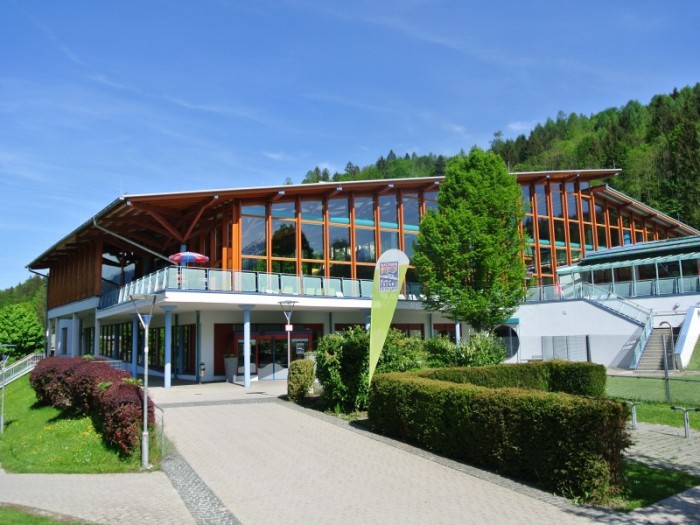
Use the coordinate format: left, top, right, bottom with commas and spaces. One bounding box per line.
619, 462, 700, 511
607, 375, 700, 406
686, 338, 700, 371
0, 375, 150, 473
0, 506, 88, 525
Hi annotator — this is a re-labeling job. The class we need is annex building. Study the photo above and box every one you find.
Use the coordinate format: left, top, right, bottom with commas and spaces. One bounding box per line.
27, 169, 700, 386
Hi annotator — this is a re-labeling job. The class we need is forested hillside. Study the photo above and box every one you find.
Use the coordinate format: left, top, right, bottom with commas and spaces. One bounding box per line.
303, 84, 700, 231
0, 275, 46, 327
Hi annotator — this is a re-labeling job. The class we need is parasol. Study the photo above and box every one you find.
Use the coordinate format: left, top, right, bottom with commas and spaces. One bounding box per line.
168, 251, 209, 265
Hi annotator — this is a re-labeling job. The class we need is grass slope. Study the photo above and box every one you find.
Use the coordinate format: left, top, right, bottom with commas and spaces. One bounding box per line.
0, 375, 143, 473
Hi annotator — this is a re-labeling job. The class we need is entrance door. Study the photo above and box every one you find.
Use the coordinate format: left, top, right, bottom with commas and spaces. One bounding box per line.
258, 335, 291, 380
235, 332, 312, 380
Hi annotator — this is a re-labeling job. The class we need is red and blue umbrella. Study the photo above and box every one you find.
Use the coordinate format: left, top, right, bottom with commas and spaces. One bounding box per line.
168, 251, 209, 265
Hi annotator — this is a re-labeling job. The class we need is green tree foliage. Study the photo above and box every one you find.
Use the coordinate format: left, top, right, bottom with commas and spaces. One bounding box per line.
412, 148, 526, 332
314, 326, 425, 412
0, 275, 46, 328
0, 303, 45, 358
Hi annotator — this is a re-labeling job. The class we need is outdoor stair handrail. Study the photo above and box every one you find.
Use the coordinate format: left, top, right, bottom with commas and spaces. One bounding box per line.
575, 282, 651, 324
574, 282, 654, 370
0, 353, 44, 388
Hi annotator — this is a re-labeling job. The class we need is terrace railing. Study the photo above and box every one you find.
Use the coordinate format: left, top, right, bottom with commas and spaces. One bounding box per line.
99, 266, 423, 310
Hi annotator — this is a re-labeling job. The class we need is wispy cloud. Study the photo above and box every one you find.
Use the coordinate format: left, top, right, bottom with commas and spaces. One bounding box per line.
507, 121, 536, 133
16, 4, 89, 67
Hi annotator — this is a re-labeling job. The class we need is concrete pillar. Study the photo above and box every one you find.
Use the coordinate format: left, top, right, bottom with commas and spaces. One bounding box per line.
455, 321, 461, 346
162, 306, 177, 388
71, 314, 80, 356
241, 305, 254, 388
93, 316, 101, 356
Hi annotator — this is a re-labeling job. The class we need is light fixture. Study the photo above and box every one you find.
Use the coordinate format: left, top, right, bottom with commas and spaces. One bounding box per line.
279, 300, 298, 380
129, 293, 159, 469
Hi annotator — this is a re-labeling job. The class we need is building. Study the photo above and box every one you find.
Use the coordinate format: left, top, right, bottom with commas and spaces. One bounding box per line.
27, 169, 700, 386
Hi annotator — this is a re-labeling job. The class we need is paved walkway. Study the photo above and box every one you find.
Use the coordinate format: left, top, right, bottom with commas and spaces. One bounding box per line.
1, 380, 700, 524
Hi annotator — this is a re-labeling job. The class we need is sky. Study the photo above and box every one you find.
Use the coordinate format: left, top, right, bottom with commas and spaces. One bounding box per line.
1, 0, 699, 290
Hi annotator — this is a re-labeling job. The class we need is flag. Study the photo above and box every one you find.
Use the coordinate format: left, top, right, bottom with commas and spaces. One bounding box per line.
368, 249, 410, 384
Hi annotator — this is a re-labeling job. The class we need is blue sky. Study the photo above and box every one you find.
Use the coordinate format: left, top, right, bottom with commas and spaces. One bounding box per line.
1, 0, 699, 290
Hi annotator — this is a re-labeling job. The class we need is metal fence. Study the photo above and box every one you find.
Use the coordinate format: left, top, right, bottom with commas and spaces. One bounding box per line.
607, 374, 700, 406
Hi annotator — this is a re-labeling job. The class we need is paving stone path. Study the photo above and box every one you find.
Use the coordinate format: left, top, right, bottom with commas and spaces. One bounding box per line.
1, 381, 699, 524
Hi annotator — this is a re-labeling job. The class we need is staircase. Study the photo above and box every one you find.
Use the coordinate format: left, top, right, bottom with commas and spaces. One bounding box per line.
0, 353, 43, 388
636, 327, 675, 372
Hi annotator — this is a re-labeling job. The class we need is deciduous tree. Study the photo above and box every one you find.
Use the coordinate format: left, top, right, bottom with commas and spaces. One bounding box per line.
412, 148, 525, 332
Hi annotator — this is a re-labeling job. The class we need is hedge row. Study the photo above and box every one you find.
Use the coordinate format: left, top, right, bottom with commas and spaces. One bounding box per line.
30, 357, 154, 456
415, 360, 607, 398
368, 371, 630, 502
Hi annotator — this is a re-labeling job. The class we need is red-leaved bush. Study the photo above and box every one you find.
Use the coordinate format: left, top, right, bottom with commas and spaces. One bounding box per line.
30, 356, 153, 456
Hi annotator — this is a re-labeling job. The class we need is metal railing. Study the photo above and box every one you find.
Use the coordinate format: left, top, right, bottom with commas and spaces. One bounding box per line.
528, 276, 700, 304
0, 353, 44, 388
99, 266, 424, 309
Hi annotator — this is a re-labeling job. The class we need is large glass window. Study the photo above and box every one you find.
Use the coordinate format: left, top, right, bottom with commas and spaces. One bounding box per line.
356, 265, 375, 280
329, 197, 349, 224
403, 233, 417, 260
271, 220, 296, 258
379, 194, 398, 228
329, 226, 351, 261
535, 185, 548, 216
424, 190, 438, 213
354, 196, 375, 226
355, 229, 376, 262
568, 221, 581, 248
301, 223, 323, 259
380, 230, 399, 253
538, 218, 551, 244
551, 184, 564, 219
522, 216, 535, 243
242, 216, 266, 256
402, 192, 420, 231
521, 185, 532, 213
271, 201, 295, 219
301, 199, 323, 222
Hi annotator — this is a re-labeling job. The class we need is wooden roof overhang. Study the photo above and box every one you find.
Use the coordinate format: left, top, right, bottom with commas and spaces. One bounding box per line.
587, 185, 700, 237
26, 177, 443, 270
513, 168, 620, 185
27, 169, 695, 271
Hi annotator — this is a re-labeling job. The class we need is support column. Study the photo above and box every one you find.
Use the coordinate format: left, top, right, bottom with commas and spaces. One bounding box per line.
241, 305, 254, 388
71, 314, 80, 356
131, 315, 139, 379
455, 321, 461, 346
162, 306, 177, 388
93, 316, 101, 357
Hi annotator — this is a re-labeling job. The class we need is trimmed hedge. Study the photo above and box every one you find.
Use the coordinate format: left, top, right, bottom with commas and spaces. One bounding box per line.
415, 360, 607, 398
368, 371, 630, 502
29, 357, 154, 456
287, 358, 315, 403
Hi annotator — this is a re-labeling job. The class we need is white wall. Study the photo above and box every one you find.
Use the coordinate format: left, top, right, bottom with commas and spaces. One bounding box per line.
512, 300, 642, 367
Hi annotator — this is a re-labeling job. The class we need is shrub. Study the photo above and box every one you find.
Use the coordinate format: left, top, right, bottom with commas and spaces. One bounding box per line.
30, 357, 80, 410
29, 356, 152, 456
424, 332, 506, 368
368, 372, 630, 502
314, 326, 426, 412
287, 358, 315, 403
96, 380, 154, 456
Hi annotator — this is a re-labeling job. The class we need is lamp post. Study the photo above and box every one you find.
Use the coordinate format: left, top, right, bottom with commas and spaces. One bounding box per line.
279, 300, 298, 379
1, 352, 9, 435
659, 320, 674, 404
129, 294, 158, 469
